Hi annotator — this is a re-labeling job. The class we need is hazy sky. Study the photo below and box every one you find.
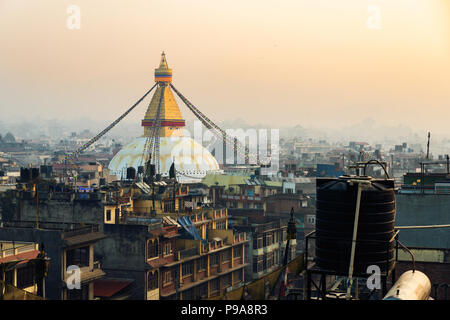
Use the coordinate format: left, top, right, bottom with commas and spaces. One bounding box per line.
1, 0, 449, 134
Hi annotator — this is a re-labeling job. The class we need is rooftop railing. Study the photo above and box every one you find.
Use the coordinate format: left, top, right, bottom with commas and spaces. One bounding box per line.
177, 247, 199, 261
0, 220, 100, 236
1, 242, 37, 258
233, 232, 246, 244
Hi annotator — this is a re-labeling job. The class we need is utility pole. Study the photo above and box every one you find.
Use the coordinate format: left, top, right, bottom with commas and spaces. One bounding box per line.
447, 155, 449, 174
426, 132, 431, 160
35, 181, 39, 229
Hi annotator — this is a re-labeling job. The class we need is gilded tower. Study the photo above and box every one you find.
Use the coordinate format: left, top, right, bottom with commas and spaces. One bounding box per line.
141, 52, 185, 138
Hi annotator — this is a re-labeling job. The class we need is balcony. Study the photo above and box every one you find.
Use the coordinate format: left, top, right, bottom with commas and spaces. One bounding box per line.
62, 225, 100, 239
65, 260, 105, 285
0, 220, 101, 235
221, 194, 262, 202
0, 242, 38, 259
253, 221, 285, 233
177, 247, 199, 261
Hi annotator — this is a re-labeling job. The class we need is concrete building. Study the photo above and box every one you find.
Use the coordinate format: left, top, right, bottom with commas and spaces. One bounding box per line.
230, 211, 295, 282
0, 221, 106, 300
96, 208, 247, 300
395, 194, 450, 249
0, 241, 47, 299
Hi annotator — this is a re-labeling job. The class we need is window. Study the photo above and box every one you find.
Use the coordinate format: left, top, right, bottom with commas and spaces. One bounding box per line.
216, 221, 226, 230
274, 249, 280, 265
16, 265, 35, 289
210, 253, 219, 267
164, 202, 175, 213
148, 271, 158, 290
163, 242, 173, 256
233, 270, 242, 283
223, 273, 232, 287
106, 209, 111, 221
307, 215, 316, 225
182, 262, 193, 277
233, 246, 242, 258
66, 246, 90, 268
163, 270, 173, 285
267, 252, 274, 269
198, 257, 207, 271
266, 233, 273, 246
210, 278, 219, 293
222, 249, 231, 262
147, 239, 159, 259
253, 255, 264, 273
197, 283, 208, 299
255, 237, 263, 249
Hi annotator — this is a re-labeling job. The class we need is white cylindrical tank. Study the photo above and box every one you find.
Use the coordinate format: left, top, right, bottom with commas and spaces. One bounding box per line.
383, 270, 431, 300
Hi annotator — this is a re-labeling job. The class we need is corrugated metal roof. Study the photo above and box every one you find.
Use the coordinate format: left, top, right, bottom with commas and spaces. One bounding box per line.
135, 182, 151, 194
162, 216, 180, 227
94, 279, 133, 297
64, 232, 107, 247
244, 178, 265, 186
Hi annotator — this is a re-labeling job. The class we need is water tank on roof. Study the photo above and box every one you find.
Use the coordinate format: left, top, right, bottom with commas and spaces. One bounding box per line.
20, 168, 30, 182
315, 175, 396, 274
126, 167, 136, 180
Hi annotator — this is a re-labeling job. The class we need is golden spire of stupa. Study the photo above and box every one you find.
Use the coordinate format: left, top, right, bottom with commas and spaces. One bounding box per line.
154, 51, 172, 83
142, 53, 184, 137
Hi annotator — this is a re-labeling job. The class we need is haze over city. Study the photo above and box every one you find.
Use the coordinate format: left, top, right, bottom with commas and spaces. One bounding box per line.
1, 0, 449, 136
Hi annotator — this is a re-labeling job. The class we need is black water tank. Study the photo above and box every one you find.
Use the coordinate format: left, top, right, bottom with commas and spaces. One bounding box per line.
126, 167, 136, 180
31, 168, 39, 180
315, 176, 396, 275
20, 168, 31, 182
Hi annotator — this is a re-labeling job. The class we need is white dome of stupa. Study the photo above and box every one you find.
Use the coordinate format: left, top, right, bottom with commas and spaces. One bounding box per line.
108, 136, 221, 182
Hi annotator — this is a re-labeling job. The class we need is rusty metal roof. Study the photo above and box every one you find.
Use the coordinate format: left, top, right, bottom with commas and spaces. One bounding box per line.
63, 232, 107, 247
